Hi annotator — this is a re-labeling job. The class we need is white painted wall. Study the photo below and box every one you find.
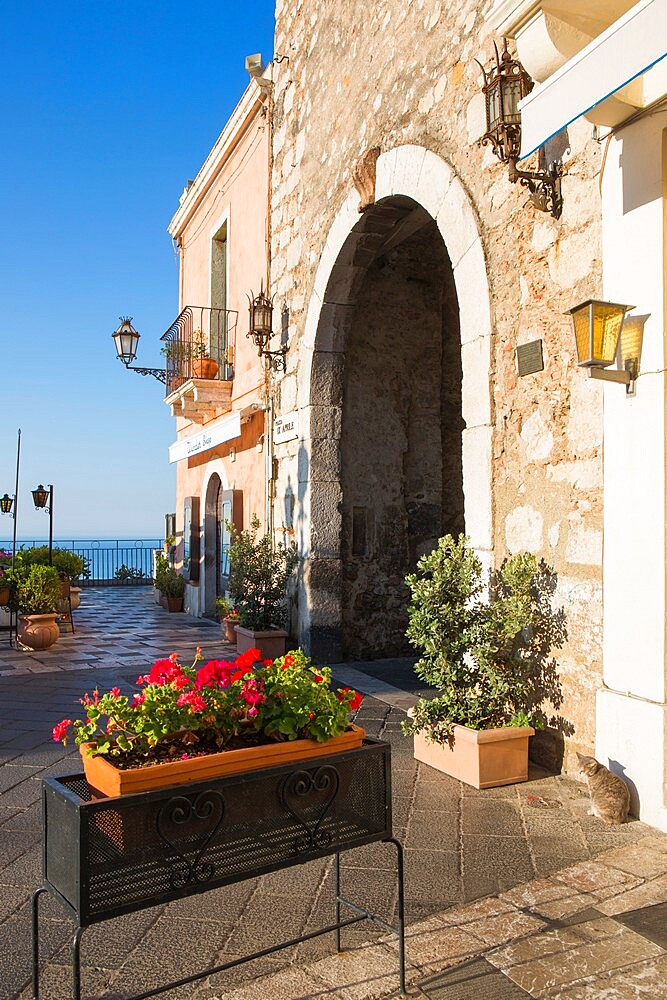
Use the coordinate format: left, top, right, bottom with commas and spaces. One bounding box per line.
598, 111, 667, 830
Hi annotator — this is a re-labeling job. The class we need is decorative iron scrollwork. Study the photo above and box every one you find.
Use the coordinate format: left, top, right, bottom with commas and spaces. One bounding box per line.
280, 765, 340, 853
156, 790, 225, 889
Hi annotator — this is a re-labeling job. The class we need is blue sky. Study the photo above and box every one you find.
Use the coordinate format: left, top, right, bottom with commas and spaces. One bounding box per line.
0, 1, 275, 540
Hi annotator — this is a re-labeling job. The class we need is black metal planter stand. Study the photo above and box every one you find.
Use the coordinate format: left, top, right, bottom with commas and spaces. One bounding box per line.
33, 738, 405, 1000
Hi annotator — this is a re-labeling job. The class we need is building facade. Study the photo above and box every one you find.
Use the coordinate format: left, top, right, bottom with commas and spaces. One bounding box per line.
264, 0, 667, 828
165, 72, 272, 619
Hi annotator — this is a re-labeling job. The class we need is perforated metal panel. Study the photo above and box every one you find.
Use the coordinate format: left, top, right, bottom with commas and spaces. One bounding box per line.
42, 739, 392, 926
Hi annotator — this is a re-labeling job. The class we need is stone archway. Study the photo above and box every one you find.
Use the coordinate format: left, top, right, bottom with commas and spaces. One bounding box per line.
296, 146, 493, 661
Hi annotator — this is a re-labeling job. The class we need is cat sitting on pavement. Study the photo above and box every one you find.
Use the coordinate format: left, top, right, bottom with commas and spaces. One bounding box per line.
576, 753, 631, 825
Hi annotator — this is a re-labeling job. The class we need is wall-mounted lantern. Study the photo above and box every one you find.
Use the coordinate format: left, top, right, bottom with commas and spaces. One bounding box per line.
247, 285, 287, 372
568, 299, 643, 394
111, 317, 166, 384
478, 41, 563, 219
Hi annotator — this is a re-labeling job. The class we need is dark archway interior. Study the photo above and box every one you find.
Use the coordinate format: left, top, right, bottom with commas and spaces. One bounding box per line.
340, 198, 464, 660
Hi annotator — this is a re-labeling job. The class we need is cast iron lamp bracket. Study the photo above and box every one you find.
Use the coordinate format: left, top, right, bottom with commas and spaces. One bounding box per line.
478, 41, 564, 220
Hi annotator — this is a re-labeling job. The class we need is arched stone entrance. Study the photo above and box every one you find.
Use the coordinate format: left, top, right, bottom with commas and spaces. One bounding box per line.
296, 146, 492, 661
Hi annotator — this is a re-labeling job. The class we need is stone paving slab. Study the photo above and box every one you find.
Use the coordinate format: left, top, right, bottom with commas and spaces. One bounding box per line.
1, 587, 665, 998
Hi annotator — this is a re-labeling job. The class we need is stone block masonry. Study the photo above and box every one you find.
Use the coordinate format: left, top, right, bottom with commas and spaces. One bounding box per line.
270, 0, 605, 769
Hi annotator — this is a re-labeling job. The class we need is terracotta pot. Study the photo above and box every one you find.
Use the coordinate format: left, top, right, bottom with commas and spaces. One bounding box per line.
79, 723, 366, 797
222, 617, 238, 643
17, 613, 60, 651
412, 721, 534, 789
0, 585, 11, 607
69, 586, 82, 610
235, 625, 288, 660
165, 596, 183, 612
192, 358, 218, 379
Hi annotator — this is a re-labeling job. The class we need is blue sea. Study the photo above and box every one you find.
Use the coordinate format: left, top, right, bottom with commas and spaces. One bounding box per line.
0, 538, 163, 583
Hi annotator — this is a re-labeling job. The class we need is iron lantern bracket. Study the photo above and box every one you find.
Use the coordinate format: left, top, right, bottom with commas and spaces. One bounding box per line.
509, 157, 563, 220
120, 361, 167, 384
262, 346, 287, 373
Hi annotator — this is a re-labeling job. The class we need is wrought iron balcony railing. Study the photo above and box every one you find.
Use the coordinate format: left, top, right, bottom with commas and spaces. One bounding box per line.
161, 306, 239, 397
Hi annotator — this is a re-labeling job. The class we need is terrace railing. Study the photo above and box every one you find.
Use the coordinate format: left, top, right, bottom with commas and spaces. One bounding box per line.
161, 305, 239, 397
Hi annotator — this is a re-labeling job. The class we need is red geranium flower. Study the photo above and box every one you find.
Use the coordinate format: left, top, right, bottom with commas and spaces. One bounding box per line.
52, 719, 72, 743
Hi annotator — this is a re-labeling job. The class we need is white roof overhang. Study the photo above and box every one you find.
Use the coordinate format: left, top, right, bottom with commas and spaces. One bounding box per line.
519, 0, 667, 158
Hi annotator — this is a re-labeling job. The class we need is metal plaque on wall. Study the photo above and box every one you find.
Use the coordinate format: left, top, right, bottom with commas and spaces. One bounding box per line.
516, 339, 544, 377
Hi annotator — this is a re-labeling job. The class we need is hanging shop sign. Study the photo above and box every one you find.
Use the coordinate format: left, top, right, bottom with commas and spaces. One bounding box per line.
169, 411, 241, 464
274, 410, 299, 444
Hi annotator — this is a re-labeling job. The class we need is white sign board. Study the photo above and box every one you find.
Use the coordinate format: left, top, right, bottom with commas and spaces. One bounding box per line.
274, 410, 299, 444
169, 411, 241, 464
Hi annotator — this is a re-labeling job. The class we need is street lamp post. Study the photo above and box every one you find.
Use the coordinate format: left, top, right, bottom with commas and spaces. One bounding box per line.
32, 484, 54, 565
1, 429, 21, 574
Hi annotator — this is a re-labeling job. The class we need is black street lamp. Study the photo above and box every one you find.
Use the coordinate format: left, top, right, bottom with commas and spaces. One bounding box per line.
32, 484, 54, 565
1, 428, 21, 575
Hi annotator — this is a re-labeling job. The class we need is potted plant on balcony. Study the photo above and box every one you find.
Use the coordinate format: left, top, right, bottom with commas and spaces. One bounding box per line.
52, 647, 364, 796
402, 534, 566, 789
161, 340, 191, 390
227, 514, 298, 659
191, 329, 219, 380
15, 564, 63, 650
215, 596, 240, 643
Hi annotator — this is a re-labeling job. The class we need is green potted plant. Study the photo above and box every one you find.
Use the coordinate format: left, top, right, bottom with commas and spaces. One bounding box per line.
52, 548, 89, 611
161, 340, 191, 390
227, 514, 298, 659
215, 596, 240, 643
52, 647, 364, 796
402, 534, 566, 788
15, 564, 63, 650
0, 550, 13, 608
191, 328, 218, 379
155, 554, 186, 612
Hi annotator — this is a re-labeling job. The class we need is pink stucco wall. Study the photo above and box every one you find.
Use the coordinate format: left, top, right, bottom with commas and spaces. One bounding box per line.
168, 82, 271, 611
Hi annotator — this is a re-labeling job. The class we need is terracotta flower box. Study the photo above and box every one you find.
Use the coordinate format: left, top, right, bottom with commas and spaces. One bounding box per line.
235, 624, 288, 660
413, 723, 534, 789
80, 723, 366, 798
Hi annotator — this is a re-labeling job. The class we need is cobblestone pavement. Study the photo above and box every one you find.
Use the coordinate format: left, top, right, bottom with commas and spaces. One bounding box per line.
1, 588, 665, 998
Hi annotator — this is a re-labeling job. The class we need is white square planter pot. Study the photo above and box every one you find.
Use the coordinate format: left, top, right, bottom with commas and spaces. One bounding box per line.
413, 723, 534, 789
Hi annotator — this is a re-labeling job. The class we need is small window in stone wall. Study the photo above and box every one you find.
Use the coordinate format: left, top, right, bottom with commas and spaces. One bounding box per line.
352, 506, 368, 557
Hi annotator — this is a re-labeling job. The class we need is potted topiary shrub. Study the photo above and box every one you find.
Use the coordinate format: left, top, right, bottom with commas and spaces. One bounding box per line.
215, 596, 240, 643
15, 564, 63, 650
402, 534, 567, 789
227, 514, 298, 659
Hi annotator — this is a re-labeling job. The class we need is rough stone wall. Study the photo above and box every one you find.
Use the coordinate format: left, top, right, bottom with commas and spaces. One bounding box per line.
340, 220, 463, 659
271, 0, 606, 766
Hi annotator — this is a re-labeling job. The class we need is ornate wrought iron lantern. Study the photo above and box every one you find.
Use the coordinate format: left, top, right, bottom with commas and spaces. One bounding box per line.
32, 484, 54, 564
247, 285, 287, 372
111, 317, 166, 384
31, 484, 50, 510
0, 493, 14, 515
478, 41, 563, 219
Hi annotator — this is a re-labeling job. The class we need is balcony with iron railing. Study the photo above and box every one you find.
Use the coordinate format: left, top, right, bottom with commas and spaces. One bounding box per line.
161, 306, 239, 422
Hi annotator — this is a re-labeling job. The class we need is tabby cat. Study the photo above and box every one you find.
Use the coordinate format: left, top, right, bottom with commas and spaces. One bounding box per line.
576, 753, 631, 825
